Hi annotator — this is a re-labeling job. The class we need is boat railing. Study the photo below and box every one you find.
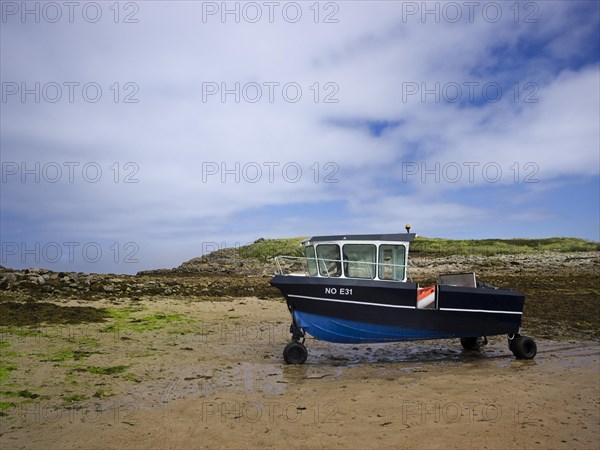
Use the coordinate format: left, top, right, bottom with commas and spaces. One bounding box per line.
274, 256, 311, 276
274, 256, 408, 281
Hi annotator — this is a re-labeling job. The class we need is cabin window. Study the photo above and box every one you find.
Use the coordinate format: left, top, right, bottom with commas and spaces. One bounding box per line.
342, 244, 377, 279
304, 245, 318, 276
316, 244, 342, 277
378, 244, 406, 281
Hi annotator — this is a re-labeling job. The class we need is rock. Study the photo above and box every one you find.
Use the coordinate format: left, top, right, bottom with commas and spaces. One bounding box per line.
2, 273, 17, 283
40, 285, 53, 293
103, 284, 115, 292
136, 268, 174, 276
170, 247, 266, 276
35, 275, 46, 285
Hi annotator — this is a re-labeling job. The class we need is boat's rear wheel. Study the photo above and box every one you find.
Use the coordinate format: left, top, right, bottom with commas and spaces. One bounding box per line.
460, 336, 487, 351
510, 335, 537, 359
283, 341, 308, 364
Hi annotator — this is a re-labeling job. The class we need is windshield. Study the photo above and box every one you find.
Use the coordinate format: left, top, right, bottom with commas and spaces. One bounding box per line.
342, 244, 377, 279
316, 244, 342, 277
304, 245, 318, 276
378, 244, 406, 281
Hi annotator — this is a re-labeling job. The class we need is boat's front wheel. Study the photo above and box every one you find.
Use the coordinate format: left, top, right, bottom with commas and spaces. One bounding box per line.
283, 341, 308, 364
460, 336, 487, 351
510, 335, 537, 359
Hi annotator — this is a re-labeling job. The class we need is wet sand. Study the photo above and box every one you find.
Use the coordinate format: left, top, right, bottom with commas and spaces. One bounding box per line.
1, 297, 598, 449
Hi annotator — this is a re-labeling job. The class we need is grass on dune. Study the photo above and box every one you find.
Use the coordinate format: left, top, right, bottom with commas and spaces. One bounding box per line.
235, 236, 599, 259
409, 237, 599, 256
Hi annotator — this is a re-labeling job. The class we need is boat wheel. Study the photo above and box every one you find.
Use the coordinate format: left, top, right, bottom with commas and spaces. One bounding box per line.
510, 335, 537, 359
460, 336, 487, 351
283, 341, 308, 365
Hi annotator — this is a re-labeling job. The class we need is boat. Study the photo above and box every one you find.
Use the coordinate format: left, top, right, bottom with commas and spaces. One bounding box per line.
269, 226, 537, 364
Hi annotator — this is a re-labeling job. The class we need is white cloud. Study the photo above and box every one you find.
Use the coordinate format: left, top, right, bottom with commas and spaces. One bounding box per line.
1, 1, 598, 272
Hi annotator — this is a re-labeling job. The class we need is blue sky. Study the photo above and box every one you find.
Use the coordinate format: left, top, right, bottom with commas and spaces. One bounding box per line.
1, 1, 599, 274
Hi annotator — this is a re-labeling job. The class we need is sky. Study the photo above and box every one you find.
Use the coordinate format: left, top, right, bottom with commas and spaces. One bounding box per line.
1, 0, 599, 274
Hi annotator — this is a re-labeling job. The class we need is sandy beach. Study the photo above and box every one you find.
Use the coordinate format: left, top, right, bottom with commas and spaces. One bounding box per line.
1, 296, 598, 449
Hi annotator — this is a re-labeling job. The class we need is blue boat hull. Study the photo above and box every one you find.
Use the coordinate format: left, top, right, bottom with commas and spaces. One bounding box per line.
294, 310, 452, 343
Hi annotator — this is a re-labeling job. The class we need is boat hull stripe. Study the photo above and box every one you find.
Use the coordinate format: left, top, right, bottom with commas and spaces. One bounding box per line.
288, 294, 414, 309
288, 294, 522, 315
439, 307, 522, 315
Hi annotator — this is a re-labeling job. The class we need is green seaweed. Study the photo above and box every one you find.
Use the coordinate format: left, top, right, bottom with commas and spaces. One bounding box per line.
85, 365, 129, 375
0, 302, 110, 326
0, 401, 15, 410
0, 365, 17, 383
103, 308, 191, 333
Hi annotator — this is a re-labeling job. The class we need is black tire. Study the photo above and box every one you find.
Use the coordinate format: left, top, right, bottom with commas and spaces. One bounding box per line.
283, 341, 308, 364
511, 336, 537, 359
460, 336, 486, 351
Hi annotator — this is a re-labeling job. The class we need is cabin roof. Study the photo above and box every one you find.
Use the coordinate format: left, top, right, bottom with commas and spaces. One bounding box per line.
306, 233, 416, 243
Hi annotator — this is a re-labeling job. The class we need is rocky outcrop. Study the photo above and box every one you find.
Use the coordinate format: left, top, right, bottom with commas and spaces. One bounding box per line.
138, 247, 271, 277
1, 251, 597, 302
0, 266, 279, 301
408, 251, 599, 281
138, 246, 599, 279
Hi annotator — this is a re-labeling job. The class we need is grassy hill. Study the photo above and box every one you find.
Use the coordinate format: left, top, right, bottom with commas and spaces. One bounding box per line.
238, 237, 307, 261
409, 237, 599, 255
236, 236, 599, 260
